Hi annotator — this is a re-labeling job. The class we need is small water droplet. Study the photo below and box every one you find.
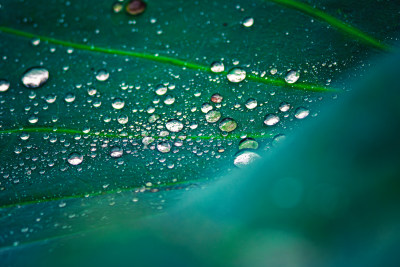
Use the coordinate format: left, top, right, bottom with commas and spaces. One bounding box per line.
20, 132, 30, 141
112, 2, 123, 13
294, 107, 309, 119
112, 98, 125, 109
22, 67, 49, 88
279, 102, 290, 112
157, 141, 171, 153
68, 152, 83, 165
95, 69, 109, 81
45, 94, 57, 104
264, 114, 280, 126
285, 70, 300, 84
234, 150, 261, 168
166, 119, 184, 132
211, 93, 223, 103
155, 84, 167, 95
205, 110, 221, 123
245, 98, 257, 109
219, 118, 237, 132
0, 79, 10, 92
201, 103, 213, 113
142, 136, 155, 146
117, 114, 129, 124
110, 146, 123, 158
210, 61, 225, 73
28, 116, 38, 124
227, 68, 246, 83
87, 88, 97, 96
31, 38, 40, 46
164, 95, 175, 105
64, 93, 75, 103
242, 17, 254, 27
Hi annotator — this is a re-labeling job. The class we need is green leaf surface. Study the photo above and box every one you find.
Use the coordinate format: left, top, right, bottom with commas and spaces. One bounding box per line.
0, 0, 399, 258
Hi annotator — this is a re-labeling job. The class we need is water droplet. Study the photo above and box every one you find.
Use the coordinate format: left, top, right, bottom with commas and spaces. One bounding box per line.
227, 68, 246, 83
68, 152, 83, 165
166, 119, 184, 132
219, 118, 237, 132
112, 2, 123, 13
285, 70, 300, 84
95, 69, 109, 81
87, 88, 97, 96
211, 93, 223, 103
126, 0, 147, 15
142, 136, 155, 146
148, 114, 160, 123
22, 67, 49, 88
164, 95, 175, 105
117, 114, 129, 124
264, 114, 280, 126
245, 98, 257, 109
270, 68, 277, 75
157, 141, 171, 153
28, 116, 38, 124
205, 110, 221, 123
242, 17, 254, 27
64, 93, 75, 103
20, 132, 30, 140
210, 61, 225, 73
110, 146, 123, 158
31, 38, 40, 46
45, 94, 57, 104
272, 134, 286, 146
0, 79, 10, 92
234, 150, 261, 168
294, 107, 309, 119
239, 138, 259, 150
279, 102, 290, 112
112, 98, 125, 109
155, 84, 167, 96
201, 103, 213, 113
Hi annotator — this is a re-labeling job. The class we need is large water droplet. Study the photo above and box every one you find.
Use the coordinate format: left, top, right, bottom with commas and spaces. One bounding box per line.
219, 118, 237, 132
284, 70, 300, 84
211, 93, 223, 103
95, 69, 109, 81
234, 150, 261, 168
205, 110, 221, 123
264, 114, 280, 126
294, 107, 309, 119
227, 68, 246, 83
210, 61, 225, 73
64, 93, 76, 103
279, 102, 290, 112
112, 98, 125, 109
239, 138, 259, 150
155, 84, 168, 96
22, 67, 49, 88
0, 79, 10, 92
117, 114, 129, 124
164, 95, 175, 105
68, 152, 83, 165
110, 146, 123, 158
201, 103, 213, 113
245, 98, 257, 109
157, 141, 171, 153
242, 17, 254, 27
166, 119, 184, 132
